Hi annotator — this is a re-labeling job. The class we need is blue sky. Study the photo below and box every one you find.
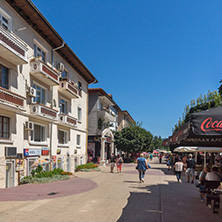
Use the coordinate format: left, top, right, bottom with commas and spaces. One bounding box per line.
32, 0, 222, 138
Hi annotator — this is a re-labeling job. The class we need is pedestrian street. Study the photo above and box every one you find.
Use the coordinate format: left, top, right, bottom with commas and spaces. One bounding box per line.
0, 157, 221, 222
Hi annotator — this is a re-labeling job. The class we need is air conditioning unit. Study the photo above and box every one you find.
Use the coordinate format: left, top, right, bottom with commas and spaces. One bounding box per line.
25, 121, 34, 130
5, 147, 17, 157
57, 63, 65, 72
28, 87, 36, 97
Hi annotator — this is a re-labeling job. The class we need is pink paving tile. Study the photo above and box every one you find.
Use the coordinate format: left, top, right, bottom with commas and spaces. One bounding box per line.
0, 177, 97, 201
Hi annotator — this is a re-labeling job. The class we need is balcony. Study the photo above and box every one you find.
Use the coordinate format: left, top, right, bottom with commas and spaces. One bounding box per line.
58, 78, 79, 99
0, 87, 25, 111
58, 114, 77, 127
98, 108, 116, 122
0, 26, 28, 65
30, 59, 60, 86
30, 103, 58, 121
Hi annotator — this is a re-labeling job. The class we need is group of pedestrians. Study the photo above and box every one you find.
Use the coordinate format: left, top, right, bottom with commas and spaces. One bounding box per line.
109, 153, 123, 173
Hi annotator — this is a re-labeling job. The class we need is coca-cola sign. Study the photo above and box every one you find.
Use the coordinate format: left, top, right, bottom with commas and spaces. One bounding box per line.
201, 117, 222, 132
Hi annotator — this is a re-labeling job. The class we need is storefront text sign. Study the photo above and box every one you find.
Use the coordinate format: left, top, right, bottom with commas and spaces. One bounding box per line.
24, 149, 41, 157
41, 147, 49, 155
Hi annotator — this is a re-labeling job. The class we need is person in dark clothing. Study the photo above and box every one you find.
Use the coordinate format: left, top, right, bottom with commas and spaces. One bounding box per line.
186, 154, 196, 183
109, 153, 116, 173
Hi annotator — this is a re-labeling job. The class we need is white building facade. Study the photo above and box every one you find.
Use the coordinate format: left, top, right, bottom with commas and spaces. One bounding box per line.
0, 0, 97, 188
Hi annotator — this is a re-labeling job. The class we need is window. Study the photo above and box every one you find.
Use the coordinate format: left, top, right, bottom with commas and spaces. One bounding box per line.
0, 8, 11, 30
0, 116, 9, 139
31, 124, 46, 142
78, 81, 82, 96
58, 130, 68, 144
60, 98, 67, 114
34, 43, 46, 62
61, 70, 68, 78
0, 64, 9, 89
33, 84, 46, 104
78, 107, 82, 122
77, 135, 81, 147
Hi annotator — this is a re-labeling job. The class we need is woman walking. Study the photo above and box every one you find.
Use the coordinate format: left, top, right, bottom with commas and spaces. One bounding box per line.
116, 154, 123, 173
136, 153, 149, 183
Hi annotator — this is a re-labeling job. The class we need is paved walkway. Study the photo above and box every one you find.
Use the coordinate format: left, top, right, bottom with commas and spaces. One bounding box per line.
0, 158, 221, 222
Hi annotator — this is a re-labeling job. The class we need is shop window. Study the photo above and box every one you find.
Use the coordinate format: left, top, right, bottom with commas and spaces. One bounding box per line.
77, 134, 81, 148
59, 98, 67, 114
77, 107, 82, 122
30, 123, 46, 142
58, 130, 68, 144
34, 43, 46, 63
0, 116, 9, 139
33, 83, 46, 104
0, 64, 9, 89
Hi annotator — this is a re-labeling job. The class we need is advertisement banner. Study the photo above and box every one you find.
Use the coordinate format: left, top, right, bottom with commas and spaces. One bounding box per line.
52, 155, 57, 169
24, 149, 41, 157
41, 147, 49, 155
16, 159, 24, 171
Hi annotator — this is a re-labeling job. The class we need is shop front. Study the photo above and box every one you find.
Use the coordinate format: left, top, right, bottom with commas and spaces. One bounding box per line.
23, 148, 41, 176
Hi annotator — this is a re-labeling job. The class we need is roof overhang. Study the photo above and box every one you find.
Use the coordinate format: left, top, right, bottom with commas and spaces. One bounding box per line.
6, 0, 98, 84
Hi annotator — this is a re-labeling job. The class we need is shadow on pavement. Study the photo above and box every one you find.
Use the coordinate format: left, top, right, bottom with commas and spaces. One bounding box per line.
118, 180, 221, 222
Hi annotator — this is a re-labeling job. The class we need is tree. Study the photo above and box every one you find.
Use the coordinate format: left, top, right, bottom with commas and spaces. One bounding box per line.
114, 123, 153, 153
149, 136, 165, 151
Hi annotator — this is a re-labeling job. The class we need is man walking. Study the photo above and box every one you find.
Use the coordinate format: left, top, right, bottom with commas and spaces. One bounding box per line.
186, 154, 195, 183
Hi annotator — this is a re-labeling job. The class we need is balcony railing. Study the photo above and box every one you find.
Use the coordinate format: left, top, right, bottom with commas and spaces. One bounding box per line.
98, 109, 116, 122
0, 87, 25, 111
30, 59, 60, 86
58, 114, 77, 127
58, 78, 79, 99
30, 103, 58, 121
0, 26, 28, 65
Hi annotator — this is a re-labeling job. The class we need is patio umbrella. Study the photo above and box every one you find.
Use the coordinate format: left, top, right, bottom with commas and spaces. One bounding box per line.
153, 150, 159, 154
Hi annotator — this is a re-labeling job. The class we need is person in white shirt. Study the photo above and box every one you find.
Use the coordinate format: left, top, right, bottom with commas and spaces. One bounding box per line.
174, 159, 184, 182
205, 166, 222, 182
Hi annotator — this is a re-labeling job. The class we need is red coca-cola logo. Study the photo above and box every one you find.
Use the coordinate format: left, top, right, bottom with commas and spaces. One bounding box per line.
201, 117, 222, 132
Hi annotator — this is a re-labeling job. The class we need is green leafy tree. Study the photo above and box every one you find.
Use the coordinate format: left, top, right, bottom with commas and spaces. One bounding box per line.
114, 123, 153, 153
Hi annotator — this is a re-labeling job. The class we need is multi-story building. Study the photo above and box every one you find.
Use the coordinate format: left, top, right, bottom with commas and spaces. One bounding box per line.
118, 110, 134, 131
0, 0, 97, 188
88, 88, 121, 164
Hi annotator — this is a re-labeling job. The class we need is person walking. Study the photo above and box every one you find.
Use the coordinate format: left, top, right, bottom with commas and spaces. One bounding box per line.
150, 154, 153, 161
116, 154, 123, 173
136, 153, 149, 183
159, 153, 162, 164
174, 159, 183, 182
109, 153, 116, 173
168, 153, 174, 171
186, 154, 196, 183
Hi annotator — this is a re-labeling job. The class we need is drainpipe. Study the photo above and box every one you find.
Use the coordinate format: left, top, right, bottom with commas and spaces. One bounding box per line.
51, 42, 65, 67
49, 42, 65, 170
86, 79, 98, 163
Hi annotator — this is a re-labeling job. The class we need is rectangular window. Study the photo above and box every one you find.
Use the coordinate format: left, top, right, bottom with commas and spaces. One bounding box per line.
78, 81, 82, 96
0, 9, 10, 30
78, 107, 82, 122
60, 98, 67, 114
34, 43, 46, 63
61, 70, 68, 78
58, 130, 68, 144
31, 124, 46, 142
77, 135, 81, 147
0, 64, 9, 89
33, 84, 46, 104
0, 116, 9, 139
